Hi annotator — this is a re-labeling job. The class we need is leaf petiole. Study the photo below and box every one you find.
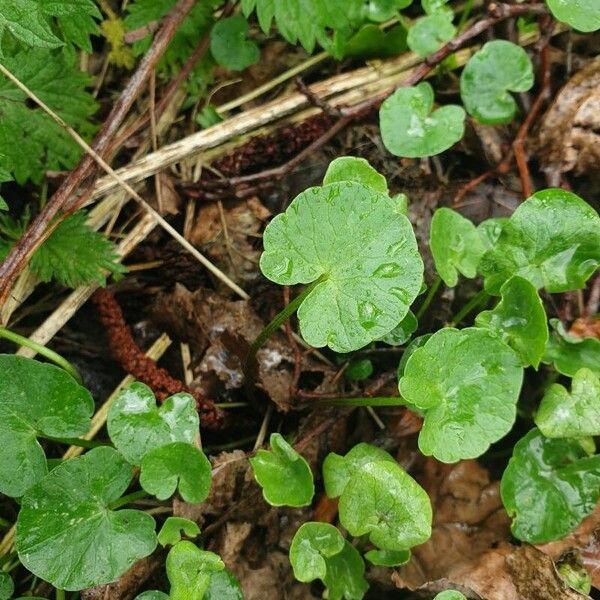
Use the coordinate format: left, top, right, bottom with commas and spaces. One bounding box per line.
108, 490, 149, 510
313, 396, 406, 408
415, 275, 441, 320
38, 435, 111, 450
448, 288, 489, 326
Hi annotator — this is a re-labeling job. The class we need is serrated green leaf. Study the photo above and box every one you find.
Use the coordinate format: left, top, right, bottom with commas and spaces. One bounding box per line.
477, 217, 508, 251
0, 354, 93, 497
546, 0, 600, 32
399, 328, 523, 462
434, 592, 467, 600
380, 82, 465, 158
378, 310, 418, 345
535, 368, 600, 438
205, 570, 243, 600
407, 13, 455, 57
260, 180, 424, 353
346, 358, 374, 381
107, 382, 199, 465
140, 442, 211, 503
342, 23, 408, 59
430, 207, 486, 287
543, 320, 600, 378
158, 517, 200, 547
0, 572, 13, 600
323, 442, 396, 498
30, 211, 125, 288
322, 540, 369, 600
461, 41, 534, 124
475, 276, 548, 368
323, 156, 388, 193
249, 433, 314, 507
210, 15, 259, 71
16, 446, 157, 590
500, 428, 600, 543
339, 460, 432, 550
364, 548, 410, 566
0, 46, 97, 184
479, 189, 600, 294
166, 542, 224, 600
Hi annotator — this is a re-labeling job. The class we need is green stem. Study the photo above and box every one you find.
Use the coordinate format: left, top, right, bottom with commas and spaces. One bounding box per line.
0, 327, 82, 383
108, 490, 149, 510
448, 289, 489, 327
56, 589, 65, 600
457, 0, 474, 31
314, 396, 406, 408
38, 434, 111, 450
415, 276, 442, 320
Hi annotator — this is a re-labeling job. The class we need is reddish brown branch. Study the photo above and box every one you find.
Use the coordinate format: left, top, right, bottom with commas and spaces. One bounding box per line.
92, 288, 223, 429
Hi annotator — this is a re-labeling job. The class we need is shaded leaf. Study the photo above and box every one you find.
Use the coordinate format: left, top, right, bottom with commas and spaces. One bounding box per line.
365, 0, 413, 21
346, 359, 374, 381
342, 23, 408, 59
543, 319, 600, 377
322, 540, 369, 600
323, 156, 388, 193
16, 447, 157, 590
378, 310, 418, 345
158, 517, 200, 547
365, 548, 411, 566
0, 572, 13, 600
210, 15, 260, 71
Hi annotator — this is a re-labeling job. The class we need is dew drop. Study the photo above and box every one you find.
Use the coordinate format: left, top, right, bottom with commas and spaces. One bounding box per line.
272, 257, 293, 278
387, 240, 406, 257
358, 301, 383, 330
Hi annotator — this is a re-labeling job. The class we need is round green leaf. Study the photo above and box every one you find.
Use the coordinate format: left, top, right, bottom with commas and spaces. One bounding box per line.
205, 570, 243, 600
158, 517, 201, 547
434, 592, 467, 600
475, 276, 548, 368
379, 310, 418, 345
429, 207, 486, 287
422, 0, 453, 16
0, 572, 13, 600
140, 442, 211, 503
108, 382, 199, 465
15, 446, 157, 591
338, 460, 432, 550
546, 0, 600, 32
323, 156, 388, 193
407, 13, 455, 57
135, 593, 170, 600
322, 540, 369, 600
366, 0, 413, 21
210, 15, 260, 71
543, 320, 600, 378
346, 358, 374, 381
260, 181, 424, 353
399, 328, 523, 462
477, 217, 508, 251
460, 40, 534, 124
323, 442, 396, 498
249, 433, 314, 507
167, 542, 224, 600
0, 354, 93, 497
479, 189, 600, 295
501, 428, 600, 543
535, 368, 600, 438
364, 548, 411, 566
380, 82, 465, 158
289, 522, 345, 582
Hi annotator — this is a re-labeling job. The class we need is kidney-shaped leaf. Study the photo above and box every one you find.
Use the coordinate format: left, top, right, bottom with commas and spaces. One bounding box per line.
479, 189, 600, 295
543, 320, 600, 378
407, 13, 455, 57
210, 15, 260, 71
460, 40, 534, 124
158, 516, 200, 547
546, 0, 600, 32
399, 328, 523, 462
535, 368, 600, 439
501, 428, 600, 543
0, 354, 93, 497
16, 446, 157, 591
429, 207, 486, 287
108, 382, 199, 465
140, 442, 211, 503
260, 180, 424, 352
475, 276, 548, 368
323, 156, 388, 193
338, 460, 432, 551
380, 82, 465, 158
250, 433, 314, 507
322, 540, 369, 600
323, 442, 395, 498
364, 548, 410, 566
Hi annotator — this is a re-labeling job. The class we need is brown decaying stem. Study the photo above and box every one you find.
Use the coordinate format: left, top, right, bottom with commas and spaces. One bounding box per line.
92, 288, 223, 430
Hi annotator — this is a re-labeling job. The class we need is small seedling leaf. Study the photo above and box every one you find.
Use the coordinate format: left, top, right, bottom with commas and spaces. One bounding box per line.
158, 517, 201, 547
407, 13, 455, 57
260, 180, 424, 352
460, 40, 534, 124
250, 433, 314, 507
380, 82, 465, 158
543, 320, 600, 378
338, 460, 432, 550
140, 442, 211, 503
378, 310, 418, 345
15, 447, 157, 590
205, 570, 244, 600
0, 572, 13, 600
289, 522, 345, 582
501, 428, 600, 543
434, 592, 467, 600
475, 276, 548, 368
323, 442, 396, 498
322, 540, 369, 600
479, 189, 600, 294
399, 328, 523, 462
108, 382, 199, 465
166, 541, 224, 600
364, 548, 411, 566
422, 0, 453, 16
346, 359, 374, 381
0, 354, 93, 497
210, 15, 260, 71
535, 368, 600, 438
546, 0, 600, 32
429, 207, 486, 287
322, 156, 388, 193
365, 0, 413, 22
